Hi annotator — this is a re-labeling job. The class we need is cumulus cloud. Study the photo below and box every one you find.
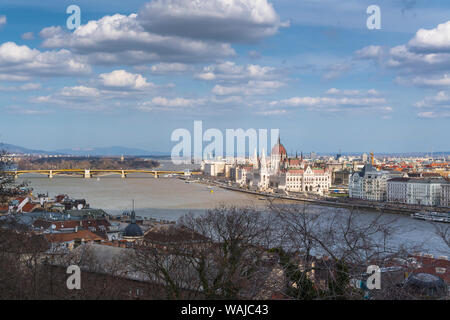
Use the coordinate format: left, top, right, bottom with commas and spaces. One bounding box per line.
38, 1, 285, 65
138, 96, 205, 111
355, 19, 450, 119
0, 42, 91, 78
415, 91, 450, 118
256, 109, 287, 116
408, 21, 450, 53
269, 88, 392, 115
148, 63, 190, 74
355, 45, 386, 60
39, 14, 235, 65
194, 61, 285, 97
137, 94, 246, 113
356, 21, 450, 77
195, 61, 277, 82
0, 82, 41, 92
212, 80, 284, 96
325, 88, 379, 96
60, 86, 101, 98
397, 74, 450, 88
138, 0, 287, 43
323, 62, 353, 80
98, 70, 155, 90
21, 32, 34, 40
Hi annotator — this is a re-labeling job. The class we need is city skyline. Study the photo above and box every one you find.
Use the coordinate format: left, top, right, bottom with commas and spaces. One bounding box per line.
0, 0, 449, 153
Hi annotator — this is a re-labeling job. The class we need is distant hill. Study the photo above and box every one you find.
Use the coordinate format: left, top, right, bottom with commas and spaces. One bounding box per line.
1, 143, 169, 157
55, 146, 168, 156
0, 143, 58, 155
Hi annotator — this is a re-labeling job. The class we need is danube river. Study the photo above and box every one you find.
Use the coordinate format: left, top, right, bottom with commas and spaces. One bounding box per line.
16, 160, 449, 256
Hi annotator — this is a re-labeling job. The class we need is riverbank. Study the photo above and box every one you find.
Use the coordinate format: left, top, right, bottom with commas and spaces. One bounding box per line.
188, 177, 449, 217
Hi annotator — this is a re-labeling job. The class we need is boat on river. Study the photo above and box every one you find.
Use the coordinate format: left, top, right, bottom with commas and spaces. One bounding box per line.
411, 211, 450, 223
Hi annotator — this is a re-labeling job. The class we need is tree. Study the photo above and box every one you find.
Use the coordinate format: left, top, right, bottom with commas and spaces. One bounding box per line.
0, 150, 19, 206
268, 201, 424, 300
129, 205, 278, 300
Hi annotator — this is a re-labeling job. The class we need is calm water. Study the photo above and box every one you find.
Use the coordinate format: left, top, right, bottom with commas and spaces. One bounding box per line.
16, 161, 449, 256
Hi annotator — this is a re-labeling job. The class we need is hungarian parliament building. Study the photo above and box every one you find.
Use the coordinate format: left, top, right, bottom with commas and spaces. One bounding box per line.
201, 138, 332, 195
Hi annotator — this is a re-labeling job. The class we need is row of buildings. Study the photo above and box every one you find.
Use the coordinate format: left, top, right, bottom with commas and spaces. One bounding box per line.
349, 163, 450, 207
201, 138, 449, 207
202, 138, 333, 195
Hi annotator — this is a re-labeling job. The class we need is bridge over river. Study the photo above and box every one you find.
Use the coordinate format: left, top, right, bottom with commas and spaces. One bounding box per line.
5, 169, 200, 179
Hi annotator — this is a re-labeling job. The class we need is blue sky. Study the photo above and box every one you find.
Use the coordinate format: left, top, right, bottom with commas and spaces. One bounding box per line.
0, 0, 449, 153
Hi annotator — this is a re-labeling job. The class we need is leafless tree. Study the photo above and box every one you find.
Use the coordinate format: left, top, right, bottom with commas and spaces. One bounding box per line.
432, 223, 450, 251
267, 201, 425, 300
129, 205, 278, 300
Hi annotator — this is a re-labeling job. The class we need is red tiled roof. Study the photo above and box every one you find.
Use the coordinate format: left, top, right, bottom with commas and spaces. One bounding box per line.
288, 170, 304, 174
412, 256, 450, 284
21, 203, 38, 213
44, 230, 103, 243
144, 225, 208, 244
33, 219, 111, 231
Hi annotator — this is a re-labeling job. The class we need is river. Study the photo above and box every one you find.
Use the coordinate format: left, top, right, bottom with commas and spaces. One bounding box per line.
15, 160, 449, 256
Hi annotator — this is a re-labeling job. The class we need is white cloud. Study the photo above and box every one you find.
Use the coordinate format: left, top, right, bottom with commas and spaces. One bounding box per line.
256, 109, 287, 116
138, 96, 205, 111
325, 88, 379, 96
60, 86, 101, 98
355, 45, 386, 60
99, 70, 154, 90
0, 42, 91, 78
270, 88, 391, 115
0, 82, 41, 91
0, 74, 30, 81
212, 80, 284, 96
21, 32, 34, 40
0, 15, 6, 27
138, 0, 287, 42
409, 21, 450, 53
356, 21, 450, 77
398, 74, 450, 88
323, 62, 352, 80
39, 14, 235, 65
149, 63, 190, 74
196, 61, 276, 82
415, 91, 450, 118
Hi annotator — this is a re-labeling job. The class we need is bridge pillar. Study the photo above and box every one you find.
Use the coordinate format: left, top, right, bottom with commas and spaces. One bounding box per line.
49, 170, 53, 179
121, 170, 126, 179
84, 169, 91, 179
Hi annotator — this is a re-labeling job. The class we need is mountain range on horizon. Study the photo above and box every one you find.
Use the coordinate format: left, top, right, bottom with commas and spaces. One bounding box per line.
0, 143, 169, 157
1, 143, 449, 158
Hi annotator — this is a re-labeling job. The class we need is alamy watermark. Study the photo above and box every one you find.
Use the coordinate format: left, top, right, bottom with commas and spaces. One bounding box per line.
66, 265, 81, 290
367, 5, 381, 30
66, 5, 81, 30
171, 121, 280, 164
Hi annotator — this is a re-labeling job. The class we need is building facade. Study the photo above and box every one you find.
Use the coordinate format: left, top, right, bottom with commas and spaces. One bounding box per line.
349, 164, 398, 201
387, 178, 446, 206
387, 178, 409, 203
286, 166, 331, 195
441, 183, 450, 207
405, 179, 443, 206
